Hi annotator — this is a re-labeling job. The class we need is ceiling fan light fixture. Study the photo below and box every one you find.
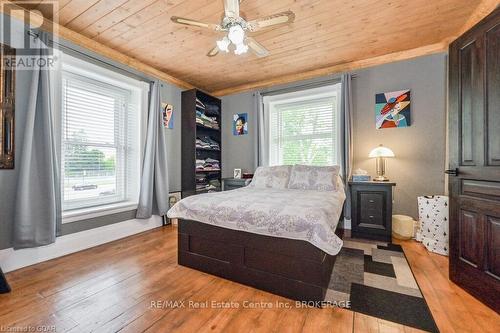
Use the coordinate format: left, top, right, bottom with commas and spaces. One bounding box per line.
228, 25, 245, 45
234, 42, 249, 55
216, 37, 230, 52
170, 1, 295, 58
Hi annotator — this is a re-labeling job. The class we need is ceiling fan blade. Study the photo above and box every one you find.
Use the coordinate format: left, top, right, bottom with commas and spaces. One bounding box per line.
248, 11, 295, 31
171, 16, 219, 30
246, 37, 270, 58
223, 0, 240, 18
207, 46, 220, 57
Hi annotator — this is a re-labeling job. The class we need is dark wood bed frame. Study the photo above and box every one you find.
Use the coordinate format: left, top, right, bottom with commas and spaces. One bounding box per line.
178, 219, 344, 302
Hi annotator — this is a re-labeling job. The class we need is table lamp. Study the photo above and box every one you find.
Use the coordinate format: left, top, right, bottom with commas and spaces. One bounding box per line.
369, 144, 395, 181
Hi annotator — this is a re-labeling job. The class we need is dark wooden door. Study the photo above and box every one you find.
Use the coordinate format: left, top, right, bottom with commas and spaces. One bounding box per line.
448, 7, 500, 312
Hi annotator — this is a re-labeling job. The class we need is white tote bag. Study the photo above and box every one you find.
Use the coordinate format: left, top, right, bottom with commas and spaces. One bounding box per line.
417, 196, 449, 256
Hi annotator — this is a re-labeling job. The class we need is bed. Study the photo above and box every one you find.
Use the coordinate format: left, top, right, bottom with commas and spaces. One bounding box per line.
167, 165, 345, 302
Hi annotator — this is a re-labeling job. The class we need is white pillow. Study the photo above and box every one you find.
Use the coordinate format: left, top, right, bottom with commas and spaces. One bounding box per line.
288, 164, 340, 191
249, 165, 292, 189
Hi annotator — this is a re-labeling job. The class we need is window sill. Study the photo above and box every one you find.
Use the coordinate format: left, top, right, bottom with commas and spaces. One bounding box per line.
62, 202, 138, 224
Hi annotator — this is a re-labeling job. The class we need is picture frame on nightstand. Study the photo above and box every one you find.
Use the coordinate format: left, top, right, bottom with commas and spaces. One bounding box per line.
233, 168, 242, 179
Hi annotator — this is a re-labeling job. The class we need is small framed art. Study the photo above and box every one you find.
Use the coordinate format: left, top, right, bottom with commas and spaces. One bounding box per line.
161, 103, 174, 129
233, 113, 248, 135
164, 191, 182, 226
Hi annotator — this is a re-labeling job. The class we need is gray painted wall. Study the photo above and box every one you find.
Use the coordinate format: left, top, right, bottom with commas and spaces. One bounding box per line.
0, 14, 183, 249
221, 53, 448, 219
352, 53, 447, 219
221, 92, 257, 178
161, 82, 182, 192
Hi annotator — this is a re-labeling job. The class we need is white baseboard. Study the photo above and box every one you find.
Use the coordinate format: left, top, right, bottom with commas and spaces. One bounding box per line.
0, 216, 162, 273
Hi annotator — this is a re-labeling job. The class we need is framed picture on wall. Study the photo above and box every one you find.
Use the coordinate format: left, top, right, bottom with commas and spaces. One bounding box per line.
161, 103, 174, 129
233, 113, 248, 136
375, 90, 411, 129
0, 43, 16, 169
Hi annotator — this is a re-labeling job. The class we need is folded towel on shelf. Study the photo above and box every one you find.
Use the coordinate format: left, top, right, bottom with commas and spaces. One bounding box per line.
196, 159, 205, 170
208, 179, 221, 188
196, 98, 205, 110
196, 176, 207, 184
196, 136, 220, 150
196, 110, 219, 129
195, 158, 220, 171
204, 104, 220, 116
196, 138, 211, 149
204, 158, 220, 170
202, 136, 220, 149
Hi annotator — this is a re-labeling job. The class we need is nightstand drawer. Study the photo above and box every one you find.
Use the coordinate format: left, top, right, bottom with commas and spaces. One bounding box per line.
359, 211, 384, 228
360, 193, 383, 210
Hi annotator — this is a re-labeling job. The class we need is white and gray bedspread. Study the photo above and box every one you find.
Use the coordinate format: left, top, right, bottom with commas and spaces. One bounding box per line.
167, 187, 346, 255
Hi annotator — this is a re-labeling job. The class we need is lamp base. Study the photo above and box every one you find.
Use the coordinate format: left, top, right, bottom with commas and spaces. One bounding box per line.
373, 176, 390, 182
374, 157, 390, 182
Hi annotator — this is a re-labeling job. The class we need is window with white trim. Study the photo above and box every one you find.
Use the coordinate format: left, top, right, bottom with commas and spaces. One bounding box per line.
264, 84, 342, 166
61, 55, 146, 213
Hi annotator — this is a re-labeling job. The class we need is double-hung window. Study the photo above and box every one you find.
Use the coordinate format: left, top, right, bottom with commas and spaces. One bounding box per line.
60, 54, 147, 216
263, 84, 342, 166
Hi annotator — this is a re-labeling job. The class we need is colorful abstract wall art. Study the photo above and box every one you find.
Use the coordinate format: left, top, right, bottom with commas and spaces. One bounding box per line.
375, 90, 411, 129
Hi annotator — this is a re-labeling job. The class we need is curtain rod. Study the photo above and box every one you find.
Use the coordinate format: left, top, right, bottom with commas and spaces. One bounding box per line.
27, 30, 39, 38
53, 41, 152, 84
26, 30, 154, 85
260, 78, 341, 97
27, 29, 164, 87
259, 73, 358, 97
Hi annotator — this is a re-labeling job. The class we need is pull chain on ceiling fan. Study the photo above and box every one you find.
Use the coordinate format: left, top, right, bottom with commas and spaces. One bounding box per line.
171, 0, 295, 58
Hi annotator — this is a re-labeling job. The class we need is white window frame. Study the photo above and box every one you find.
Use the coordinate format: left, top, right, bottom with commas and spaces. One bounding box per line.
263, 84, 342, 167
59, 53, 149, 223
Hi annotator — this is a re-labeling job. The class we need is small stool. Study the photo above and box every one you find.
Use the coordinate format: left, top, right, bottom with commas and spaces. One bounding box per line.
392, 215, 415, 240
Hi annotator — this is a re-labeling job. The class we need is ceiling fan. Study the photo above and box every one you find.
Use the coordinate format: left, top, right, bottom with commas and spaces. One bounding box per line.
171, 0, 295, 58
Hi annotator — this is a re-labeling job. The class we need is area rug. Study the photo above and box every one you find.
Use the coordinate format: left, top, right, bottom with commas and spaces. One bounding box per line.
325, 237, 439, 333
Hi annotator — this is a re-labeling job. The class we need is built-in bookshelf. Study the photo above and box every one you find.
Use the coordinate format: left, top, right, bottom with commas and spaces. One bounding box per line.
181, 89, 222, 198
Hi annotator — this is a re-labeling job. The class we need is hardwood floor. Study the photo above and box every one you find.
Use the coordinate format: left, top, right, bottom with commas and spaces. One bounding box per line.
1, 226, 499, 333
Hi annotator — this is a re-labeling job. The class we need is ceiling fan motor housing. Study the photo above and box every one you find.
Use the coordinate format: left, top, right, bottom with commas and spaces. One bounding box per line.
220, 16, 252, 31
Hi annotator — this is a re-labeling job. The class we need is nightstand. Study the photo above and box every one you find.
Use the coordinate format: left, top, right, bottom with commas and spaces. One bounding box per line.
222, 178, 251, 191
349, 181, 396, 242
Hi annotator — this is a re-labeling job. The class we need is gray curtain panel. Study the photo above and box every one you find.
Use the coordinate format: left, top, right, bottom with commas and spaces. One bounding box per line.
13, 31, 61, 249
136, 81, 170, 218
341, 73, 354, 220
256, 92, 269, 167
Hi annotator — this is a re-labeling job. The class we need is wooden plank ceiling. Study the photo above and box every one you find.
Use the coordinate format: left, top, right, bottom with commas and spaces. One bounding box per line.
21, 0, 490, 94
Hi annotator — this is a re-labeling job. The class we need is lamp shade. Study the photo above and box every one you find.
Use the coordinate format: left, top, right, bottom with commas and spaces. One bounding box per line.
369, 145, 395, 158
